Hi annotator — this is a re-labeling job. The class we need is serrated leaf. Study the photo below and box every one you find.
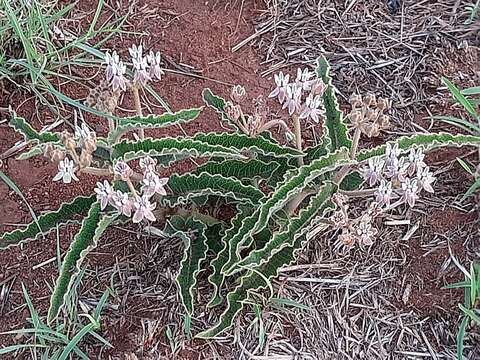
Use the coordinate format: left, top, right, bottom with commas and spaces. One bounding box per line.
315, 56, 352, 151
225, 183, 335, 275
207, 206, 253, 308
166, 216, 208, 335
47, 204, 116, 323
161, 173, 264, 207
0, 195, 96, 250
196, 159, 280, 182
9, 114, 60, 144
108, 108, 202, 143
111, 137, 245, 162
16, 145, 44, 160
202, 88, 239, 130
220, 149, 350, 290
197, 220, 320, 338
192, 132, 303, 158
357, 133, 480, 162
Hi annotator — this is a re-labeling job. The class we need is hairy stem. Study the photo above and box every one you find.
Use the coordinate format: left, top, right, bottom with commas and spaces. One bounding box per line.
286, 188, 316, 216
80, 167, 112, 177
132, 86, 144, 140
339, 189, 375, 198
292, 114, 304, 166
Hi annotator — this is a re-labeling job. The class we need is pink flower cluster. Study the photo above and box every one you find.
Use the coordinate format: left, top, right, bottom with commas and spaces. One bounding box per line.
269, 68, 327, 123
104, 44, 164, 91
363, 143, 435, 208
95, 157, 168, 223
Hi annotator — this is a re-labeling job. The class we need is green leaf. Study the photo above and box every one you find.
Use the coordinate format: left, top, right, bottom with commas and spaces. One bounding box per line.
9, 113, 60, 143
207, 206, 253, 308
47, 205, 116, 323
108, 108, 203, 143
196, 159, 280, 182
456, 316, 469, 360
161, 173, 264, 207
192, 132, 303, 158
166, 216, 208, 336
197, 221, 316, 338
462, 86, 480, 96
357, 133, 480, 162
16, 145, 44, 160
111, 137, 245, 162
225, 183, 335, 275
442, 77, 479, 120
315, 56, 352, 151
0, 195, 96, 249
460, 177, 480, 202
202, 88, 239, 130
432, 115, 480, 135
220, 149, 349, 295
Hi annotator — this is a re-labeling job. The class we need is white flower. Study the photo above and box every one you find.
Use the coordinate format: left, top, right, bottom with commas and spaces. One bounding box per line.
94, 180, 114, 210
362, 157, 385, 186
133, 195, 156, 223
384, 156, 408, 182
310, 78, 326, 96
105, 51, 128, 91
139, 156, 157, 173
147, 50, 164, 81
295, 68, 315, 91
375, 180, 393, 206
416, 167, 435, 193
112, 190, 133, 217
268, 72, 290, 104
353, 215, 377, 246
407, 148, 427, 176
74, 122, 96, 144
142, 172, 168, 197
53, 158, 78, 184
385, 143, 401, 162
299, 93, 324, 123
113, 161, 133, 181
128, 44, 143, 60
129, 44, 151, 86
282, 83, 302, 115
400, 178, 419, 207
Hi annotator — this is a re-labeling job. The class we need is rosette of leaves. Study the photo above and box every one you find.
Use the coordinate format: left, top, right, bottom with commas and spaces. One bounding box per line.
3, 56, 480, 340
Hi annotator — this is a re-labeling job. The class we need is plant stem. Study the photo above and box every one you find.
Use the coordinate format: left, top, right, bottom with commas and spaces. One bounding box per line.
292, 114, 304, 166
350, 128, 361, 159
80, 167, 112, 177
259, 119, 295, 144
286, 188, 316, 216
132, 86, 144, 140
339, 189, 375, 198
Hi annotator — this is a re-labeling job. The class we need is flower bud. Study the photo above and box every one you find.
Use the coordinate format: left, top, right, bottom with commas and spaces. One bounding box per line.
225, 102, 241, 122
349, 94, 362, 108
79, 150, 92, 168
231, 85, 246, 103
364, 94, 377, 107
378, 114, 391, 130
83, 137, 97, 154
311, 79, 326, 96
51, 149, 65, 163
43, 143, 54, 158
377, 98, 390, 111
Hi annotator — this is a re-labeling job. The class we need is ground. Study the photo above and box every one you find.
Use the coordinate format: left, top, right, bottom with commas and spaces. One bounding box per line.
0, 0, 479, 359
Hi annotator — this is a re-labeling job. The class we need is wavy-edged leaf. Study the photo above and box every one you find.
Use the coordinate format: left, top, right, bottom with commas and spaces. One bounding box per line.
0, 195, 96, 250
207, 206, 253, 308
111, 137, 245, 162
165, 216, 208, 335
47, 204, 116, 323
221, 149, 350, 286
197, 218, 323, 338
108, 108, 202, 143
196, 159, 280, 182
161, 173, 264, 207
10, 114, 60, 143
16, 145, 44, 160
357, 133, 480, 162
315, 56, 352, 151
192, 132, 303, 158
202, 88, 239, 130
225, 183, 335, 275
